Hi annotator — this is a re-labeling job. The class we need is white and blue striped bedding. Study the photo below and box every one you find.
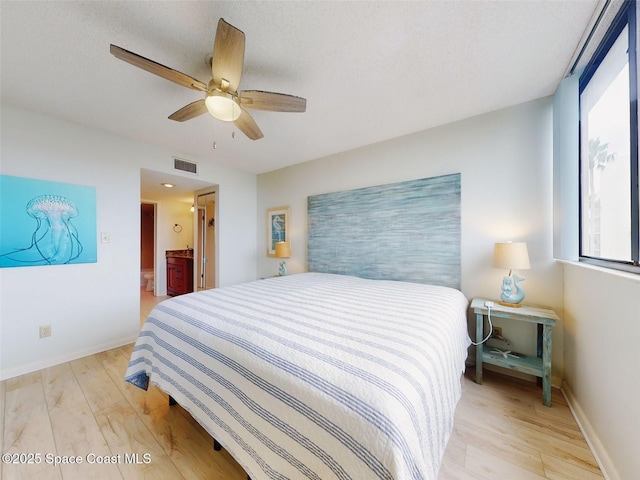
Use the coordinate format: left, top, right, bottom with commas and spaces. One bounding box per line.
125, 273, 471, 480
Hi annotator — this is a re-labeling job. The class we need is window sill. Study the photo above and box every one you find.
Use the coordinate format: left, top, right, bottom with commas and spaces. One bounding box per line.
556, 259, 640, 283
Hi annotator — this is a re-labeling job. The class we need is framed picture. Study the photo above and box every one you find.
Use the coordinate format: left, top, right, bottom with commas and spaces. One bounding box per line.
266, 206, 290, 257
0, 175, 97, 268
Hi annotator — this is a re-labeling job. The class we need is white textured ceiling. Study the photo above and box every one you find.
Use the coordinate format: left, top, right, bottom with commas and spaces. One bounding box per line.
1, 1, 599, 177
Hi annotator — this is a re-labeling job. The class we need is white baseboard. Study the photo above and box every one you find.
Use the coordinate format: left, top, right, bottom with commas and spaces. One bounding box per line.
0, 335, 139, 381
561, 383, 619, 480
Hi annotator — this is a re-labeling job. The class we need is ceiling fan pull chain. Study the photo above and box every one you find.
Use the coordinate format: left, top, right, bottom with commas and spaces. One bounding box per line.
212, 117, 217, 149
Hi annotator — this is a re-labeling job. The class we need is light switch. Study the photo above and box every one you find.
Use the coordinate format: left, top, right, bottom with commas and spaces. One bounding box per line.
101, 232, 110, 243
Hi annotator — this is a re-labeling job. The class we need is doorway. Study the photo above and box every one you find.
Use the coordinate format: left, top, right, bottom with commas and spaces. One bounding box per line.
196, 190, 216, 290
140, 202, 155, 293
140, 202, 163, 325
139, 168, 217, 327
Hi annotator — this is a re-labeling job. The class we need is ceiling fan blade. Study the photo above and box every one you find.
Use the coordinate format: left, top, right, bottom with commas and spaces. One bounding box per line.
168, 100, 208, 122
212, 19, 245, 93
234, 107, 263, 140
110, 44, 207, 91
240, 90, 307, 112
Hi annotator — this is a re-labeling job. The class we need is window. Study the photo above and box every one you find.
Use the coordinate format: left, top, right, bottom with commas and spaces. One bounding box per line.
579, 0, 639, 273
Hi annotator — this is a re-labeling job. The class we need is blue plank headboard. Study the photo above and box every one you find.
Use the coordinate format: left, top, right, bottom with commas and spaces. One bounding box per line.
307, 173, 461, 289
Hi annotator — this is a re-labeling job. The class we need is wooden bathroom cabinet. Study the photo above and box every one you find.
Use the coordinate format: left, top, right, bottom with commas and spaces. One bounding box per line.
166, 254, 193, 296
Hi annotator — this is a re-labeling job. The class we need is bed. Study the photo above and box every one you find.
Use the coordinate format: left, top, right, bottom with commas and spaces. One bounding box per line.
125, 272, 470, 480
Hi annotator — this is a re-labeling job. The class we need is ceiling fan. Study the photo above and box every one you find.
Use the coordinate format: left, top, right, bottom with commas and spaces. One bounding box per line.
110, 18, 306, 140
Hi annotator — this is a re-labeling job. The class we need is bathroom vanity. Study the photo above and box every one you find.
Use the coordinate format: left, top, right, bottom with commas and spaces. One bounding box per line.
166, 250, 194, 296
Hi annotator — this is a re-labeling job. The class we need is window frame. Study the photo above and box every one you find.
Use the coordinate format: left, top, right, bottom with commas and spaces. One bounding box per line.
578, 0, 640, 274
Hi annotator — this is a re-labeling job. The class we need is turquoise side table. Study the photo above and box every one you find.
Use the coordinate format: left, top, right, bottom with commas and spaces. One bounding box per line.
471, 298, 559, 407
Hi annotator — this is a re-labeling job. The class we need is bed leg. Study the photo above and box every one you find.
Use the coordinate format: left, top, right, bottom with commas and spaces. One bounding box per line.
213, 439, 222, 451
168, 395, 177, 406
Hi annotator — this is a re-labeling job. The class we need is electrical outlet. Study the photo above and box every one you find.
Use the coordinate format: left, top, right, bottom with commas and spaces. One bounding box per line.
491, 326, 502, 338
39, 325, 52, 338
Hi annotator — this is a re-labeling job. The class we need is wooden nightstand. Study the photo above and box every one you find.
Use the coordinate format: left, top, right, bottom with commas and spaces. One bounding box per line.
471, 298, 559, 407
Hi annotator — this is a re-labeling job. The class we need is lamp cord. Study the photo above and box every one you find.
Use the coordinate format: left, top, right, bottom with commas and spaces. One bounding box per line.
471, 305, 493, 346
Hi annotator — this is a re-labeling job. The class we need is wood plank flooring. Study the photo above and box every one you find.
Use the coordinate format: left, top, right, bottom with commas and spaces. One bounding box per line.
0, 289, 604, 480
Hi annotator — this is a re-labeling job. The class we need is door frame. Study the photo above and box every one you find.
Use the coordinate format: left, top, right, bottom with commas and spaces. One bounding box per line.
193, 187, 218, 290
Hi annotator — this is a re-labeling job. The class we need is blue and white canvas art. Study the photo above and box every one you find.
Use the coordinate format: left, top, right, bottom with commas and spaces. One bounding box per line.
307, 174, 461, 289
0, 175, 97, 268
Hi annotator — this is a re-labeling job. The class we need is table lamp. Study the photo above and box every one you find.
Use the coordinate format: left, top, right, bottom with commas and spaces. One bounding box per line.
275, 241, 291, 276
493, 241, 530, 307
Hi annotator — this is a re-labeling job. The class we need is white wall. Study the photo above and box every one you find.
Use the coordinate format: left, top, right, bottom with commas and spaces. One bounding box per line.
257, 98, 564, 381
0, 105, 257, 379
562, 263, 640, 480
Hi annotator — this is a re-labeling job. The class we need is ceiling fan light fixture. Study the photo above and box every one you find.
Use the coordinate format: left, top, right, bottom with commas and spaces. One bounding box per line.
205, 89, 241, 121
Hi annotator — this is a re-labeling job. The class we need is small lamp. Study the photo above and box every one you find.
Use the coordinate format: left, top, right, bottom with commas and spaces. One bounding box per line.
275, 241, 291, 276
493, 241, 530, 307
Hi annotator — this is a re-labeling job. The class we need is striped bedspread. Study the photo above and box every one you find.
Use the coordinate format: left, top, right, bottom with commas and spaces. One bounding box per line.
125, 273, 470, 480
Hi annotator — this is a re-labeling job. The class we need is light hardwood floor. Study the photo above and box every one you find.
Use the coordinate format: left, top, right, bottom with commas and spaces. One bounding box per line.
1, 290, 604, 480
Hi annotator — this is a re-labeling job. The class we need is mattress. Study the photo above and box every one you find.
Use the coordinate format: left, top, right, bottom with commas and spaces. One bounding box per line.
125, 272, 470, 480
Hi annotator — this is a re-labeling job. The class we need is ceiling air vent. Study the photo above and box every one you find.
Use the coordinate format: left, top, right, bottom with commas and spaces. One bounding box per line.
173, 157, 198, 175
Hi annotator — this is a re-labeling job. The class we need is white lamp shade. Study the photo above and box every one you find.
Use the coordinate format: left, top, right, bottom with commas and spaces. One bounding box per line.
493, 242, 530, 270
205, 90, 241, 121
275, 241, 291, 258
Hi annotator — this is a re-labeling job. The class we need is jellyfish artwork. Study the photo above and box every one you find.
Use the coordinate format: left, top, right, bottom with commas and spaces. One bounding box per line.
0, 194, 83, 265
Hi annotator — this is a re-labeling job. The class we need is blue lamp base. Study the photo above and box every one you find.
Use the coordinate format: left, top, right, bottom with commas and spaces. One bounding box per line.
499, 274, 525, 307
278, 261, 287, 276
